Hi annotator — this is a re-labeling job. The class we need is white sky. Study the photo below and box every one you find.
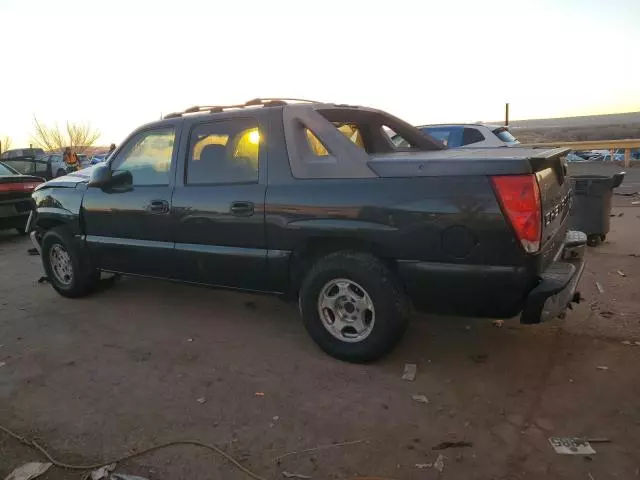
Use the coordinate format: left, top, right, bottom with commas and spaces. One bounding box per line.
1, 0, 639, 147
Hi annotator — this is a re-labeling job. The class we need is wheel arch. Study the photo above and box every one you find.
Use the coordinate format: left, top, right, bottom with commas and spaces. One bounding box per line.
287, 236, 398, 298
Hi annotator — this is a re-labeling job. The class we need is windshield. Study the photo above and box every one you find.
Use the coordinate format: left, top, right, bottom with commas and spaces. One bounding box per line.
493, 127, 519, 144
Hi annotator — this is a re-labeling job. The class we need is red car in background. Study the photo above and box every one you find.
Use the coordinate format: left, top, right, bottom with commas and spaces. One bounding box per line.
0, 161, 43, 235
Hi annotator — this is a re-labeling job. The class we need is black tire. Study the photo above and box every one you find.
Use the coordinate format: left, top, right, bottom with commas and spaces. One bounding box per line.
299, 251, 410, 363
41, 226, 99, 298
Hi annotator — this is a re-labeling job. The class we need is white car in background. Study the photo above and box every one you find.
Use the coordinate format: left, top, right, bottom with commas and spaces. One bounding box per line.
393, 124, 520, 148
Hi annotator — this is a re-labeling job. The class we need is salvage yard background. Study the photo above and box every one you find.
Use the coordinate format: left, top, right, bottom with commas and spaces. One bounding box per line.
1, 164, 639, 480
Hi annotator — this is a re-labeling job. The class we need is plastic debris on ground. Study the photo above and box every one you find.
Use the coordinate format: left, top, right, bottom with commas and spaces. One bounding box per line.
411, 394, 429, 404
596, 366, 609, 371
401, 363, 417, 381
0, 361, 5, 368
196, 397, 206, 404
255, 392, 265, 397
616, 270, 626, 277
84, 464, 116, 480
282, 472, 311, 479
596, 282, 605, 293
492, 320, 504, 328
3, 462, 52, 480
433, 454, 446, 473
415, 464, 432, 469
549, 437, 596, 455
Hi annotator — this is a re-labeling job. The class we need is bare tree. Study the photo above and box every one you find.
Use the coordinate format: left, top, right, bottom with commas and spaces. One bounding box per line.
31, 117, 100, 153
0, 135, 11, 154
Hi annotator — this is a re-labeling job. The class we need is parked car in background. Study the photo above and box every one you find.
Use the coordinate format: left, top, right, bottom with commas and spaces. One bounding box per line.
2, 149, 93, 178
89, 153, 109, 165
29, 99, 584, 362
0, 161, 43, 234
393, 124, 520, 148
574, 151, 604, 162
566, 152, 588, 163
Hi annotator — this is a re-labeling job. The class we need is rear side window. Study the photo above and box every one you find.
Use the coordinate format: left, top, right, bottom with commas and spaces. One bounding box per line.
462, 128, 485, 146
187, 119, 260, 185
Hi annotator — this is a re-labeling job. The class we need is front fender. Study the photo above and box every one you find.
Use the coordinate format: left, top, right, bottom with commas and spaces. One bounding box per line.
32, 186, 84, 236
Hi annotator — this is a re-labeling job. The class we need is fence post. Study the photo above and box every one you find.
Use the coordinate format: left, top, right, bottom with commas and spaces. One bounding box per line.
624, 148, 631, 168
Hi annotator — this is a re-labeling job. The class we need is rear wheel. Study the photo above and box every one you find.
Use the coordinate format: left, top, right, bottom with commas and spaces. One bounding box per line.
299, 251, 410, 363
41, 226, 99, 298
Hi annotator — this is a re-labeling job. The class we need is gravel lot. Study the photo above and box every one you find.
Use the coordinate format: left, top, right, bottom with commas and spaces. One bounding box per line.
1, 173, 639, 480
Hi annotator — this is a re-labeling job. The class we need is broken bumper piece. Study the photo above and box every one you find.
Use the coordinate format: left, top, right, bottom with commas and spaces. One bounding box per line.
520, 230, 587, 324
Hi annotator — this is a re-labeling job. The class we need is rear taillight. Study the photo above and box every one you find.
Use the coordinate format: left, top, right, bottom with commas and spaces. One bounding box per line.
0, 182, 42, 193
492, 174, 541, 253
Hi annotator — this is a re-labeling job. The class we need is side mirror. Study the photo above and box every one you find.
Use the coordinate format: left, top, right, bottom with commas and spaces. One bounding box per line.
87, 164, 112, 187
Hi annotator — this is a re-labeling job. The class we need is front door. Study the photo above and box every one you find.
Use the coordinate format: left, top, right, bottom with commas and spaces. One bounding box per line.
82, 125, 179, 277
170, 117, 267, 290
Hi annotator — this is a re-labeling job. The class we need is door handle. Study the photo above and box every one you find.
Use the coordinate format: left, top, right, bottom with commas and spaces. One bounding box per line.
230, 201, 254, 217
148, 199, 170, 214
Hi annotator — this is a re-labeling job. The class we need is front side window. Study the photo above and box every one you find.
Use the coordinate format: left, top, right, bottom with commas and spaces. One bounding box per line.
112, 128, 175, 186
187, 119, 259, 185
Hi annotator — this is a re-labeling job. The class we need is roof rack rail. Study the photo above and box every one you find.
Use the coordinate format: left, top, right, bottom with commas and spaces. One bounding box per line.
163, 98, 325, 119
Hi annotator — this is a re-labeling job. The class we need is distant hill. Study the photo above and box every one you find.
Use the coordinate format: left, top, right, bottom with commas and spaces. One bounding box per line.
501, 112, 640, 129
491, 112, 640, 143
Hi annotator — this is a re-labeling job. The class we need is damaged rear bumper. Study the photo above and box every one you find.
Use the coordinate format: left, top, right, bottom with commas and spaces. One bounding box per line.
520, 230, 587, 324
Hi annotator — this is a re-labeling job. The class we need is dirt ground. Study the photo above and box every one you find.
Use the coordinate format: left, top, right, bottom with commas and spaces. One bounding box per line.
1, 176, 639, 480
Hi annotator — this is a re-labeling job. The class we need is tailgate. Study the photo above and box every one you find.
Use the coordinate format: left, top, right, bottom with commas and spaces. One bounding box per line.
530, 148, 572, 260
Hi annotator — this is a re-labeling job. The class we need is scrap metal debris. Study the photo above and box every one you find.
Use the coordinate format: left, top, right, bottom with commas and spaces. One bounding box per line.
549, 437, 596, 455
432, 441, 473, 450
401, 363, 417, 381
411, 394, 429, 404
433, 454, 446, 473
282, 472, 311, 479
596, 282, 605, 294
3, 462, 52, 480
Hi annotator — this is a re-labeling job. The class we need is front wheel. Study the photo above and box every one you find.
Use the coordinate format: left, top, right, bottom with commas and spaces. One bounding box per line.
41, 226, 99, 298
299, 251, 410, 363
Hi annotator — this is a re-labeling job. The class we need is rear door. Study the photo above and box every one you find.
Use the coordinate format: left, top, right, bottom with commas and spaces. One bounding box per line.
170, 116, 268, 290
82, 126, 179, 277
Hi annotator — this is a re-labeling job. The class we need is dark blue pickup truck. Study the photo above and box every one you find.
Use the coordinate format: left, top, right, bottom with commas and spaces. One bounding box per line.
27, 99, 585, 362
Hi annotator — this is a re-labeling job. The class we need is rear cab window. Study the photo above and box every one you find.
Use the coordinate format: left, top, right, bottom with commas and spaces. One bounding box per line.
422, 127, 462, 148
